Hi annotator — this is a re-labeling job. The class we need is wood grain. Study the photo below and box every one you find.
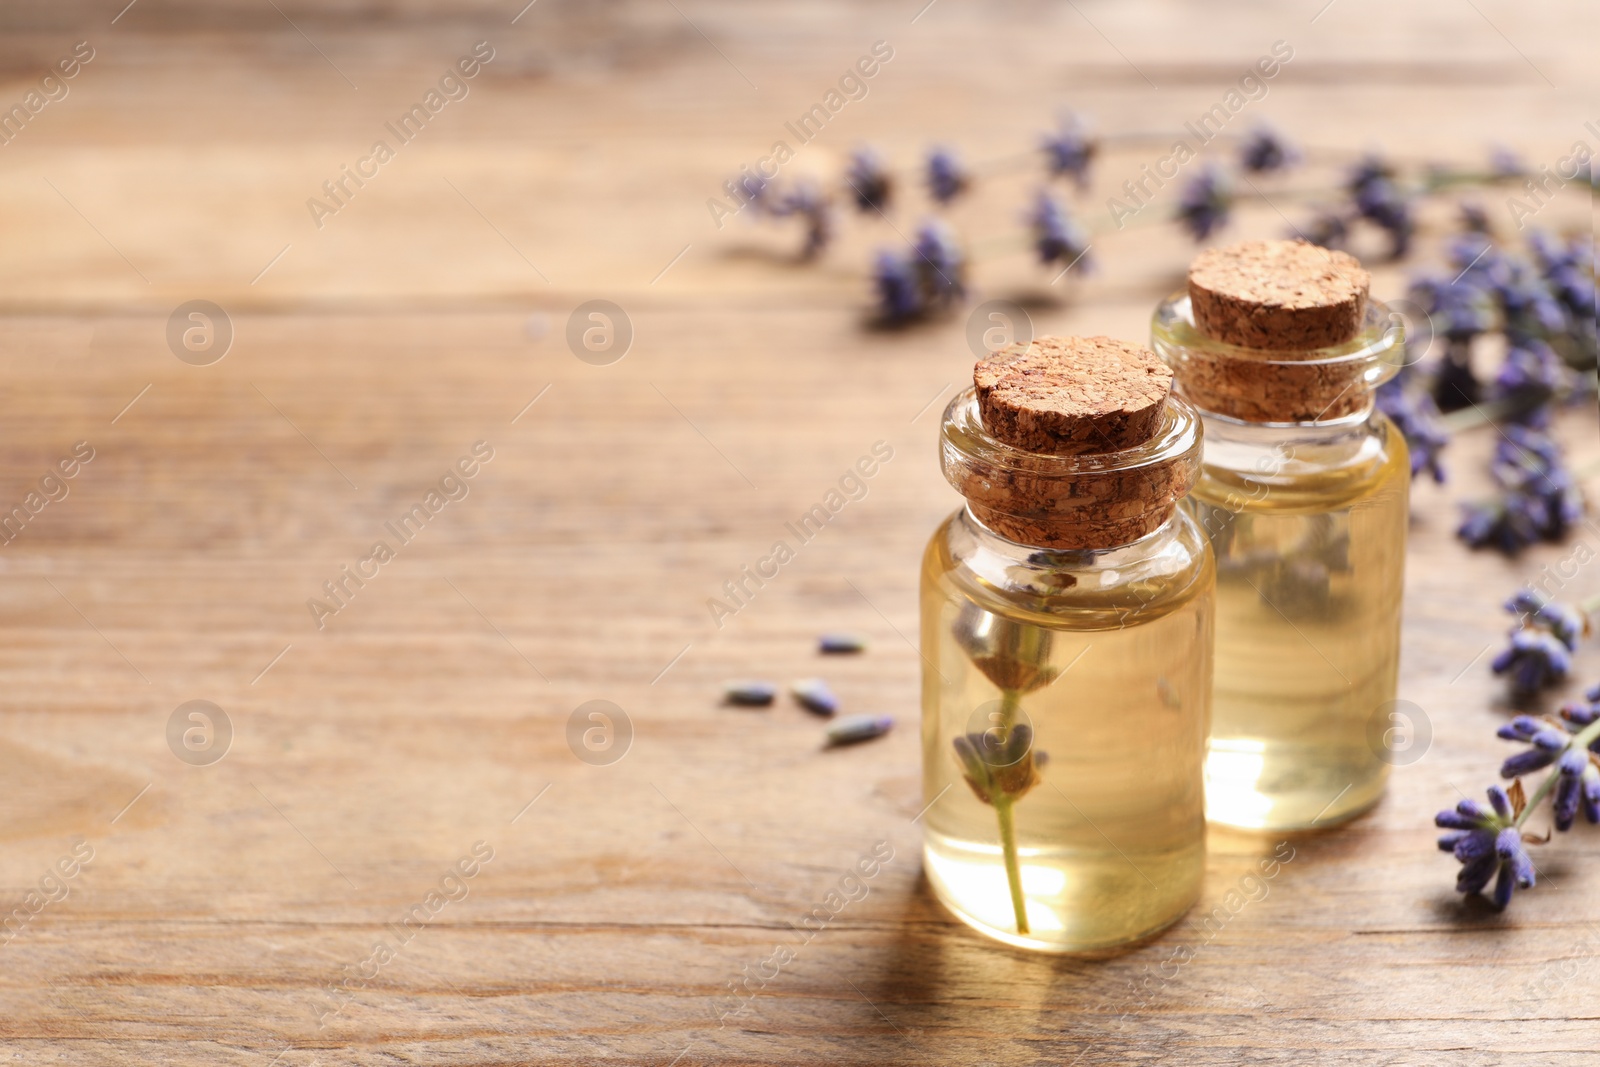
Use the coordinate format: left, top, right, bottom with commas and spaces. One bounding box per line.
0, 1, 1597, 1063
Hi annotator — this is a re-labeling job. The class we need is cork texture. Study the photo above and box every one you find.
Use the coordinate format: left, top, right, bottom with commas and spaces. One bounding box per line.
974, 336, 1173, 455
1172, 357, 1370, 424
961, 465, 1193, 550
1188, 239, 1369, 351
959, 336, 1192, 550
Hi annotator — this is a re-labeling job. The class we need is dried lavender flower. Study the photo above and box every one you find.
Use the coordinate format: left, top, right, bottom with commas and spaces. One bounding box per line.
724, 680, 778, 706
1458, 426, 1584, 553
766, 179, 835, 259
1435, 784, 1535, 908
1238, 124, 1300, 174
1176, 163, 1232, 242
1028, 190, 1093, 273
1491, 628, 1573, 695
791, 678, 839, 716
1375, 377, 1448, 483
846, 146, 893, 213
1348, 156, 1414, 259
872, 248, 921, 323
912, 219, 968, 311
826, 713, 893, 746
818, 632, 867, 654
926, 146, 970, 204
1041, 112, 1096, 190
1492, 339, 1566, 425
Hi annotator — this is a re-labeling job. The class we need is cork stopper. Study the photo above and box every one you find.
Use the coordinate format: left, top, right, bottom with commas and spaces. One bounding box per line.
1174, 239, 1378, 422
1188, 239, 1370, 350
974, 336, 1173, 455
955, 336, 1197, 550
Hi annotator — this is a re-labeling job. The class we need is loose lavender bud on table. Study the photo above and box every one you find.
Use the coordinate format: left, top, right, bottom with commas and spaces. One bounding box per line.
818, 632, 867, 654
723, 681, 777, 707
826, 714, 893, 746
790, 678, 839, 716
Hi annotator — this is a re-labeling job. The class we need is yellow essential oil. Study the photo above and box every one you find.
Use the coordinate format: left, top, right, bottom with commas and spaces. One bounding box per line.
1152, 243, 1409, 832
920, 337, 1213, 952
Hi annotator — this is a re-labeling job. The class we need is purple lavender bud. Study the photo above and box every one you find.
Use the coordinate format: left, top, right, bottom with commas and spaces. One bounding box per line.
1491, 628, 1572, 695
1458, 201, 1492, 234
1438, 830, 1470, 852
1459, 797, 1492, 821
1028, 190, 1092, 272
1488, 785, 1514, 820
818, 632, 867, 654
1435, 809, 1481, 830
1497, 827, 1535, 885
1457, 851, 1499, 895
790, 678, 839, 717
1176, 163, 1232, 241
1554, 748, 1589, 830
826, 713, 893, 746
1496, 715, 1542, 741
1238, 124, 1300, 174
1501, 746, 1561, 778
926, 146, 969, 204
873, 249, 921, 323
1584, 765, 1600, 824
912, 219, 967, 310
846, 147, 893, 213
1303, 209, 1349, 251
1347, 156, 1413, 258
1375, 378, 1448, 483
724, 680, 777, 707
1589, 682, 1600, 703
1040, 112, 1096, 189
1452, 828, 1498, 863
1563, 700, 1600, 727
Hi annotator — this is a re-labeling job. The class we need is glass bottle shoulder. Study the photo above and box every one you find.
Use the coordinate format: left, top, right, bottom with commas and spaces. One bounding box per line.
1190, 410, 1410, 514
922, 507, 1214, 632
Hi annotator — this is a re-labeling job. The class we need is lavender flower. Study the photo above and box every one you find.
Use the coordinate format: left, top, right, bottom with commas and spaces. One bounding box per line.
1302, 209, 1349, 251
1459, 426, 1585, 553
1348, 156, 1413, 258
1176, 163, 1232, 242
1238, 124, 1300, 174
1375, 377, 1448, 482
952, 724, 1041, 805
926, 146, 970, 204
873, 249, 921, 323
1492, 339, 1566, 425
772, 180, 834, 259
1409, 273, 1494, 341
1504, 590, 1589, 650
1491, 629, 1573, 695
1436, 785, 1535, 907
846, 147, 893, 213
1458, 201, 1492, 234
1041, 112, 1096, 190
1551, 748, 1599, 830
1496, 715, 1569, 776
912, 220, 967, 310
1028, 190, 1092, 272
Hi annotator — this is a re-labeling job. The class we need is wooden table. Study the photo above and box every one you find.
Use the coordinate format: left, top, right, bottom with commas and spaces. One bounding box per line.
1, 1, 1597, 1063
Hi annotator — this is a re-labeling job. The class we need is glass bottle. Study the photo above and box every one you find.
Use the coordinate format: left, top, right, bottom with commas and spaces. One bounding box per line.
1151, 266, 1408, 832
920, 339, 1213, 953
